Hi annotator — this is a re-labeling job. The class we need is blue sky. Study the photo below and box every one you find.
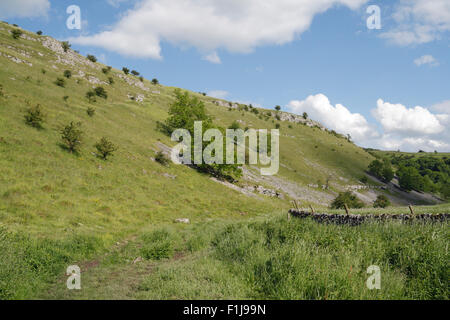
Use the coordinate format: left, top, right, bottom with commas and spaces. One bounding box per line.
1, 0, 449, 151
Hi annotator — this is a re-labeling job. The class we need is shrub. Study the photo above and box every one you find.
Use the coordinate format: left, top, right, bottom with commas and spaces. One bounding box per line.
11, 29, 22, 39
86, 90, 96, 103
0, 84, 3, 97
373, 195, 390, 208
275, 123, 280, 129
61, 41, 71, 52
275, 114, 281, 121
360, 176, 368, 184
398, 166, 424, 192
63, 70, 72, 78
151, 78, 159, 85
60, 122, 83, 153
330, 191, 364, 209
155, 151, 169, 166
275, 105, 281, 111
95, 137, 117, 160
228, 121, 240, 130
102, 66, 111, 74
140, 230, 175, 260
94, 86, 107, 99
41, 68, 46, 74
24, 104, 45, 128
86, 107, 95, 117
54, 77, 65, 87
131, 70, 140, 76
36, 30, 43, 35
368, 159, 394, 183
302, 112, 308, 120
86, 54, 97, 63
63, 96, 69, 102
122, 67, 129, 75
139, 76, 144, 82
108, 77, 114, 85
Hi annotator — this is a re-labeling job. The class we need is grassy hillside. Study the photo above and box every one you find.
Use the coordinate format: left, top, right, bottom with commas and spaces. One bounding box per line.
1, 22, 448, 300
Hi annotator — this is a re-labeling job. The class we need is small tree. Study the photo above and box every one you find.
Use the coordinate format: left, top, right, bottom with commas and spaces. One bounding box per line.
131, 70, 140, 76
330, 192, 364, 209
108, 77, 114, 85
275, 123, 281, 129
86, 107, 95, 117
275, 105, 281, 111
151, 78, 159, 85
302, 112, 308, 120
63, 70, 72, 78
24, 104, 45, 128
102, 66, 112, 74
373, 195, 390, 208
122, 67, 130, 75
60, 122, 83, 153
139, 76, 144, 82
87, 54, 97, 63
11, 29, 23, 39
228, 121, 240, 130
95, 137, 117, 160
94, 86, 107, 99
61, 41, 71, 52
54, 77, 66, 87
86, 90, 96, 103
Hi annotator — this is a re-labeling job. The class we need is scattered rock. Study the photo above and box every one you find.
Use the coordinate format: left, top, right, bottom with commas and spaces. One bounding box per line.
133, 257, 143, 264
175, 218, 190, 224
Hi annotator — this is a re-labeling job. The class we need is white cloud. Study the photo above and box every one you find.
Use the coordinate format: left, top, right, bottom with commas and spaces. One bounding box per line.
380, 0, 450, 45
203, 52, 221, 64
106, 0, 130, 8
0, 0, 50, 19
207, 90, 229, 99
287, 94, 450, 152
71, 0, 368, 59
414, 54, 439, 66
287, 94, 378, 142
372, 99, 444, 135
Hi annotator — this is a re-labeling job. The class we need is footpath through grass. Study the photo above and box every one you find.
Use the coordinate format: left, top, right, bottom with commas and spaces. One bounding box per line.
36, 211, 449, 300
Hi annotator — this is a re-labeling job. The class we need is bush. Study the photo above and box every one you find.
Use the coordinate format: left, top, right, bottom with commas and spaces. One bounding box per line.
155, 151, 169, 166
275, 105, 281, 111
24, 104, 45, 128
139, 76, 144, 82
131, 70, 140, 76
86, 107, 95, 117
102, 66, 111, 74
41, 69, 46, 74
275, 123, 280, 129
0, 84, 4, 97
60, 122, 83, 153
36, 30, 43, 35
86, 90, 96, 103
360, 176, 369, 184
94, 86, 107, 99
108, 77, 114, 85
63, 95, 69, 102
228, 121, 240, 130
86, 54, 97, 63
54, 77, 65, 87
330, 191, 364, 209
151, 78, 159, 85
373, 195, 390, 208
11, 29, 22, 39
94, 137, 117, 160
398, 166, 424, 192
302, 112, 308, 120
368, 159, 394, 183
61, 41, 71, 52
122, 67, 129, 75
140, 230, 175, 260
63, 70, 72, 79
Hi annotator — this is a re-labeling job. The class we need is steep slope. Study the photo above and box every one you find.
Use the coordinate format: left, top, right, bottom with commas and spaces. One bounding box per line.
0, 22, 379, 239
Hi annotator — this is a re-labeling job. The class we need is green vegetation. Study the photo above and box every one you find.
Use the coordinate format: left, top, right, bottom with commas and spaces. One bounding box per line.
0, 22, 447, 300
11, 29, 22, 39
86, 107, 95, 117
122, 67, 129, 75
94, 86, 107, 99
61, 41, 71, 52
94, 137, 117, 160
54, 77, 66, 87
373, 195, 390, 208
24, 104, 45, 128
86, 55, 97, 63
60, 121, 83, 153
368, 159, 394, 183
155, 151, 169, 166
331, 192, 364, 209
63, 70, 72, 79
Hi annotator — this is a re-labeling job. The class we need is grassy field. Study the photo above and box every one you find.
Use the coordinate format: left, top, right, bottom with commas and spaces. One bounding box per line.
0, 22, 448, 300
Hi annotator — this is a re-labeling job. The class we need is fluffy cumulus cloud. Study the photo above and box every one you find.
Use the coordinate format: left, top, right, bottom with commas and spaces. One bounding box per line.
414, 55, 439, 67
287, 94, 378, 142
0, 0, 50, 19
287, 94, 450, 152
71, 0, 368, 60
380, 0, 450, 45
